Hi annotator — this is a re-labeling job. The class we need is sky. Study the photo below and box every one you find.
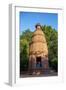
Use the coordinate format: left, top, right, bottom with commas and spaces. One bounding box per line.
20, 12, 58, 33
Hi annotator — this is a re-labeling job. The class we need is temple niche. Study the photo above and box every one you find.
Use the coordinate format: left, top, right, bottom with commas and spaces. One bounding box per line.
29, 24, 49, 75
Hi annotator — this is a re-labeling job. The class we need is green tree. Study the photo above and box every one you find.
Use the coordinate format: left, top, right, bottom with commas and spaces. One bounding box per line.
20, 39, 29, 72
20, 29, 33, 43
42, 25, 58, 72
20, 29, 33, 72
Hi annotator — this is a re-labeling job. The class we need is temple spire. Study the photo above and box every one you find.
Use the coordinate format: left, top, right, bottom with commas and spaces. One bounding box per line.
29, 24, 49, 75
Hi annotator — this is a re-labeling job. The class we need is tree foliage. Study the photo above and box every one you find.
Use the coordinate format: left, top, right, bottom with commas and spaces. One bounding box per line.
20, 39, 29, 71
42, 25, 58, 72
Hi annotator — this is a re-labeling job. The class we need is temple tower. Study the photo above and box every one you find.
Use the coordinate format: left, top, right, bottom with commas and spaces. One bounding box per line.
29, 24, 49, 75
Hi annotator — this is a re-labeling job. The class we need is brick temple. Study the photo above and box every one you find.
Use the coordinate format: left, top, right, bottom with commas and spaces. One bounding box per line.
29, 24, 49, 75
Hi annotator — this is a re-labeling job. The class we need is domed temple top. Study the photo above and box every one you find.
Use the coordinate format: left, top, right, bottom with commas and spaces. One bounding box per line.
29, 24, 48, 57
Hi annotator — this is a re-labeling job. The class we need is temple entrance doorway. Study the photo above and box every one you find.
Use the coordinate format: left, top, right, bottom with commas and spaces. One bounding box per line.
36, 57, 42, 68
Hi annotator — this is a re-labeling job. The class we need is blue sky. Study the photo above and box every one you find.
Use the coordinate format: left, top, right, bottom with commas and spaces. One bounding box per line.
20, 12, 58, 33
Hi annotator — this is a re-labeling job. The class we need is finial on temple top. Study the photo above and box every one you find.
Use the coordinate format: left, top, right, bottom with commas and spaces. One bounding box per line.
35, 23, 42, 30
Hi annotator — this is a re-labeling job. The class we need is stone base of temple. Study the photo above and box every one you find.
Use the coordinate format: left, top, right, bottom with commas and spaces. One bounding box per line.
28, 68, 50, 75
20, 68, 58, 78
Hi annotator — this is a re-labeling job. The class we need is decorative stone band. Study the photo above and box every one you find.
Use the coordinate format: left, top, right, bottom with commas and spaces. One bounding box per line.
29, 50, 48, 56
29, 40, 46, 45
32, 33, 44, 37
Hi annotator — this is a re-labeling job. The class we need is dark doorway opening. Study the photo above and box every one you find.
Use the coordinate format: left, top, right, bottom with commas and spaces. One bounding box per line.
36, 57, 42, 68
